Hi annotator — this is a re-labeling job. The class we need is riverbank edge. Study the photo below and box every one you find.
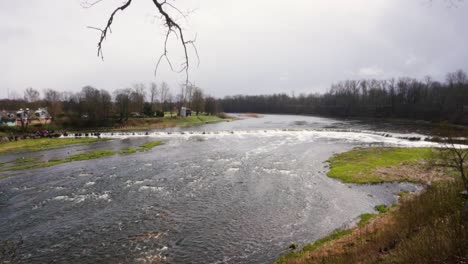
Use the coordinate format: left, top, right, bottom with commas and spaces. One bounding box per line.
275, 146, 466, 263
0, 115, 235, 138
69, 115, 235, 133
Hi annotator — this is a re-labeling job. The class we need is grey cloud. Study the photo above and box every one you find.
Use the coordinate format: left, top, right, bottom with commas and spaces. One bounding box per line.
0, 0, 467, 98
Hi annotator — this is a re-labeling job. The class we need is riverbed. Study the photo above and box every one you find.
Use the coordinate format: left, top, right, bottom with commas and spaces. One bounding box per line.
0, 114, 434, 263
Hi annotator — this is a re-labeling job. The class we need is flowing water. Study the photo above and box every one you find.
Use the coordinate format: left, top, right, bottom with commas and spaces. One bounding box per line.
0, 114, 439, 263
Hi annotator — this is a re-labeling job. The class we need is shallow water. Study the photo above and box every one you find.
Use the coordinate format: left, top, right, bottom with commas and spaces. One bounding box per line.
0, 115, 428, 263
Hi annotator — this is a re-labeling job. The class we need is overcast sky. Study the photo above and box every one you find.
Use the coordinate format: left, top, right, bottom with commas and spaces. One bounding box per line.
1, 0, 468, 99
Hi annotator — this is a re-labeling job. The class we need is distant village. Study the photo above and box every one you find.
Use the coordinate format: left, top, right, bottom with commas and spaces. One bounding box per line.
0, 84, 220, 132
0, 108, 52, 127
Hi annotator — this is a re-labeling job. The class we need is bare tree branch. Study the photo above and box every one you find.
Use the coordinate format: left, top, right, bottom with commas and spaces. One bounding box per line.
93, 0, 133, 60
151, 0, 194, 85
80, 0, 105, 9
87, 0, 198, 85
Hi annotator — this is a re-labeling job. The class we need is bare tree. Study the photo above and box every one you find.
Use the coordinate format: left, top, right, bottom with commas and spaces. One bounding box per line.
204, 96, 218, 115
43, 89, 63, 120
191, 87, 204, 116
167, 92, 175, 117
178, 84, 186, 107
438, 128, 468, 192
86, 0, 198, 84
24, 87, 40, 103
159, 82, 170, 112
149, 82, 159, 113
130, 84, 146, 114
114, 88, 131, 121
184, 84, 194, 107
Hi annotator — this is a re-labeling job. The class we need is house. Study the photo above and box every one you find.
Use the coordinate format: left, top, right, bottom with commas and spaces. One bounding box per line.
0, 108, 52, 127
180, 107, 192, 117
0, 110, 17, 126
33, 108, 52, 125
15, 108, 30, 126
130, 112, 143, 118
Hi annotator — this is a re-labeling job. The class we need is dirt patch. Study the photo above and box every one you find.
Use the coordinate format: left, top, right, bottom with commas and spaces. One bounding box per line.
375, 162, 450, 184
240, 113, 262, 118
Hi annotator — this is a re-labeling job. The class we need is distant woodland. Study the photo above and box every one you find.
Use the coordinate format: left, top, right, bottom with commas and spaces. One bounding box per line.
220, 70, 468, 125
2, 70, 468, 128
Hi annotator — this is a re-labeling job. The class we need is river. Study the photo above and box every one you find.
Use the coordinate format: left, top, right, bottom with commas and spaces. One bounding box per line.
1, 114, 439, 263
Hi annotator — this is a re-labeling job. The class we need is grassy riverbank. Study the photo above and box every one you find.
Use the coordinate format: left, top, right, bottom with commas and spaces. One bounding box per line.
277, 147, 468, 264
70, 115, 230, 132
0, 138, 108, 154
0, 114, 233, 136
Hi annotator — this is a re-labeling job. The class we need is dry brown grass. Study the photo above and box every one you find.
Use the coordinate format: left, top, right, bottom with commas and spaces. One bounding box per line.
217, 112, 235, 119
375, 161, 451, 184
240, 113, 262, 118
278, 181, 468, 264
283, 207, 398, 264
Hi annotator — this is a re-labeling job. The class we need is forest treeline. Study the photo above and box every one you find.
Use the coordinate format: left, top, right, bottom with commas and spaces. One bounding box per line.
220, 70, 468, 124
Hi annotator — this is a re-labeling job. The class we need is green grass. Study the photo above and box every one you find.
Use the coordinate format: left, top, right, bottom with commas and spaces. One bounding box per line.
327, 147, 434, 184
398, 191, 411, 198
139, 141, 163, 151
65, 150, 116, 162
358, 213, 377, 227
0, 138, 108, 154
375, 204, 389, 213
276, 229, 352, 264
357, 205, 388, 228
119, 141, 163, 154
1, 141, 163, 173
4, 150, 117, 171
13, 157, 37, 163
118, 148, 138, 155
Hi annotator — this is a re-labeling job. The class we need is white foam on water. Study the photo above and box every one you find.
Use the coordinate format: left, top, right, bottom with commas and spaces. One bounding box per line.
139, 186, 164, 192
84, 182, 95, 187
262, 168, 292, 175
230, 161, 242, 166
11, 186, 35, 191
67, 128, 467, 149
227, 167, 240, 172
52, 191, 112, 203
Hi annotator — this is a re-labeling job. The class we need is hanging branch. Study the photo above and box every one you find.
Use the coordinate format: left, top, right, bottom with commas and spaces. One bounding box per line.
151, 0, 198, 85
87, 0, 198, 85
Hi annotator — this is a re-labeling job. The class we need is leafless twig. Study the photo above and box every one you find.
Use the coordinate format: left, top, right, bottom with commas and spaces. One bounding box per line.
80, 0, 105, 9
87, 0, 198, 85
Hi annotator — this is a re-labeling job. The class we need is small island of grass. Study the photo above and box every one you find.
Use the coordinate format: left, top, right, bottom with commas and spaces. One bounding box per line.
0, 141, 163, 173
326, 147, 446, 184
0, 137, 108, 154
